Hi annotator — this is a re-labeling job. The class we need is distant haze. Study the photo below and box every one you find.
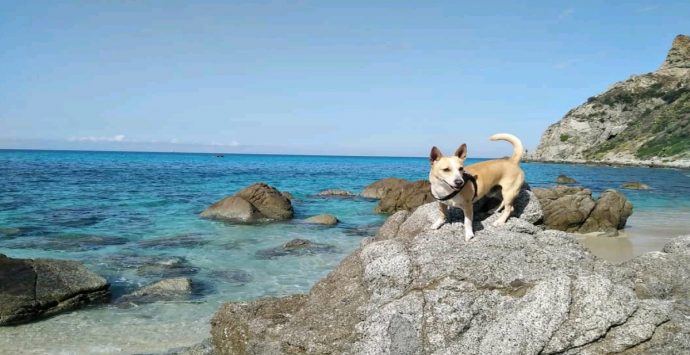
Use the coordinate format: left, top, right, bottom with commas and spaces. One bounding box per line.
1, 1, 688, 157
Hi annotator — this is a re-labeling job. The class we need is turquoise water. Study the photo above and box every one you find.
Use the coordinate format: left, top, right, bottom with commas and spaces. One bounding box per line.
1, 150, 689, 353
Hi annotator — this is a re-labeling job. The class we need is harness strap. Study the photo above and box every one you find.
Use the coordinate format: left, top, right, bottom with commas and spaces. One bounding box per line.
434, 173, 477, 201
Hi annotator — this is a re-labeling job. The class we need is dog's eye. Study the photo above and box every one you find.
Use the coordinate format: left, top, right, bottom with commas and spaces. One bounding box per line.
442, 168, 450, 172
458, 167, 464, 171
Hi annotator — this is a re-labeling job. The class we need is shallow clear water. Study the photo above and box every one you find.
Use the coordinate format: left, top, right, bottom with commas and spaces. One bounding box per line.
0, 150, 689, 353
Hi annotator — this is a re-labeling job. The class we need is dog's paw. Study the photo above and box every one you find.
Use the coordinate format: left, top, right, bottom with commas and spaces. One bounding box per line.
464, 232, 475, 242
492, 219, 506, 227
431, 219, 446, 230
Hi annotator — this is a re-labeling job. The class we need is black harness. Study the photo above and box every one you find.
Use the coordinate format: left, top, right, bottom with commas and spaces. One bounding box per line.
433, 172, 477, 202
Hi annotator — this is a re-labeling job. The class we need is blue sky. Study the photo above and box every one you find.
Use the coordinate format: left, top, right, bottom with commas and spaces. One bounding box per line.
1, 1, 688, 157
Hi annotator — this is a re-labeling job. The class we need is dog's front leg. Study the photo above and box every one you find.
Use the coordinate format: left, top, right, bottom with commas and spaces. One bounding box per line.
431, 202, 448, 230
463, 205, 475, 241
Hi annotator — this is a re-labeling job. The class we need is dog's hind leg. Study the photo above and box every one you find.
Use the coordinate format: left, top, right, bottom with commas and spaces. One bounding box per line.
493, 185, 519, 226
488, 201, 505, 214
431, 202, 448, 230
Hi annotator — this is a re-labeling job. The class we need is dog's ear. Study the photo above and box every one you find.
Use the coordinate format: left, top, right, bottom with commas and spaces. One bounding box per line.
430, 146, 443, 164
454, 144, 467, 159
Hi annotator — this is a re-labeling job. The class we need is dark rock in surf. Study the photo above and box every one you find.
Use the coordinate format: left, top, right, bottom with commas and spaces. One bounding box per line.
0, 254, 109, 325
255, 239, 336, 259
556, 174, 577, 184
533, 186, 632, 234
201, 183, 294, 223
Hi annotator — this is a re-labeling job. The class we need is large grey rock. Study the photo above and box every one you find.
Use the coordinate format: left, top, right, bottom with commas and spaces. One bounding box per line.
211, 197, 689, 354
201, 183, 294, 223
1, 254, 110, 325
533, 186, 632, 234
236, 183, 293, 220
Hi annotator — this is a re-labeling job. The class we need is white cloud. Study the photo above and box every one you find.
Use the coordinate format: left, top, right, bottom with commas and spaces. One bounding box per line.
69, 134, 126, 142
210, 140, 241, 147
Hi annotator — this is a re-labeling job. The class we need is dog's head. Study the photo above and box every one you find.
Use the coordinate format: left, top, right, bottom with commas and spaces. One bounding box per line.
429, 144, 467, 189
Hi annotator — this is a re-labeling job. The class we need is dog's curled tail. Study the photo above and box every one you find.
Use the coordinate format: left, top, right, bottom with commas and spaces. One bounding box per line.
489, 133, 524, 164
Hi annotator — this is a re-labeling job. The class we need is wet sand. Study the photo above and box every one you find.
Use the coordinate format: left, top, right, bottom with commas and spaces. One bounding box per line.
577, 209, 690, 264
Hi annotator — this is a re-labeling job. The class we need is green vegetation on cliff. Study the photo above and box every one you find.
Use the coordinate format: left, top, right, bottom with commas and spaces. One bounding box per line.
585, 89, 690, 159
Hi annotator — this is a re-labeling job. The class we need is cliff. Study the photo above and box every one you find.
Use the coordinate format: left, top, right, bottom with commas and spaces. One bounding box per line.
529, 35, 690, 168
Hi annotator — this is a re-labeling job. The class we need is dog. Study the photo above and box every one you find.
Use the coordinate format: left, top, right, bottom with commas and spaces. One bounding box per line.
428, 133, 525, 241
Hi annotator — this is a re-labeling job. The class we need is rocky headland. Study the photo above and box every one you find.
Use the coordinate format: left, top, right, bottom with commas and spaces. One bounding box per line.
529, 34, 690, 168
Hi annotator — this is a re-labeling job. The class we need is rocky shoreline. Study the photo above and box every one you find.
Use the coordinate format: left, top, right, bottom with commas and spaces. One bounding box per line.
210, 189, 690, 354
2, 177, 688, 354
523, 157, 690, 170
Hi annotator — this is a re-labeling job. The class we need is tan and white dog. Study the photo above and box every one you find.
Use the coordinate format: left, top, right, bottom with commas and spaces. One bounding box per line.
428, 133, 525, 241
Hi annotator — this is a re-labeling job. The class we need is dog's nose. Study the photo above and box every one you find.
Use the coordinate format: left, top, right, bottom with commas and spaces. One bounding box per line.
454, 179, 464, 187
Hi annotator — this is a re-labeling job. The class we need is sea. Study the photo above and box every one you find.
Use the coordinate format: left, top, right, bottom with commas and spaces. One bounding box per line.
1, 149, 689, 354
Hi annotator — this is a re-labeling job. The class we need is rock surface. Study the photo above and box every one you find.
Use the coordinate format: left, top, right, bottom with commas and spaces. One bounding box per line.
529, 34, 690, 168
211, 200, 690, 354
303, 214, 339, 225
533, 186, 633, 234
316, 189, 354, 197
361, 177, 410, 199
375, 180, 435, 214
622, 181, 651, 190
117, 277, 193, 305
1, 254, 110, 325
201, 183, 293, 223
556, 174, 576, 184
255, 239, 337, 259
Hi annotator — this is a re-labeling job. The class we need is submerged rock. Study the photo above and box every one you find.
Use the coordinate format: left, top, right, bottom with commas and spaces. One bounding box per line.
533, 186, 633, 234
201, 183, 294, 223
0, 227, 21, 237
161, 338, 215, 355
303, 214, 339, 225
116, 277, 193, 305
209, 269, 253, 285
622, 181, 651, 190
342, 223, 383, 238
1, 254, 110, 325
211, 199, 689, 354
5, 234, 129, 252
255, 239, 336, 259
136, 256, 200, 278
138, 234, 210, 249
316, 189, 355, 197
556, 174, 577, 184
